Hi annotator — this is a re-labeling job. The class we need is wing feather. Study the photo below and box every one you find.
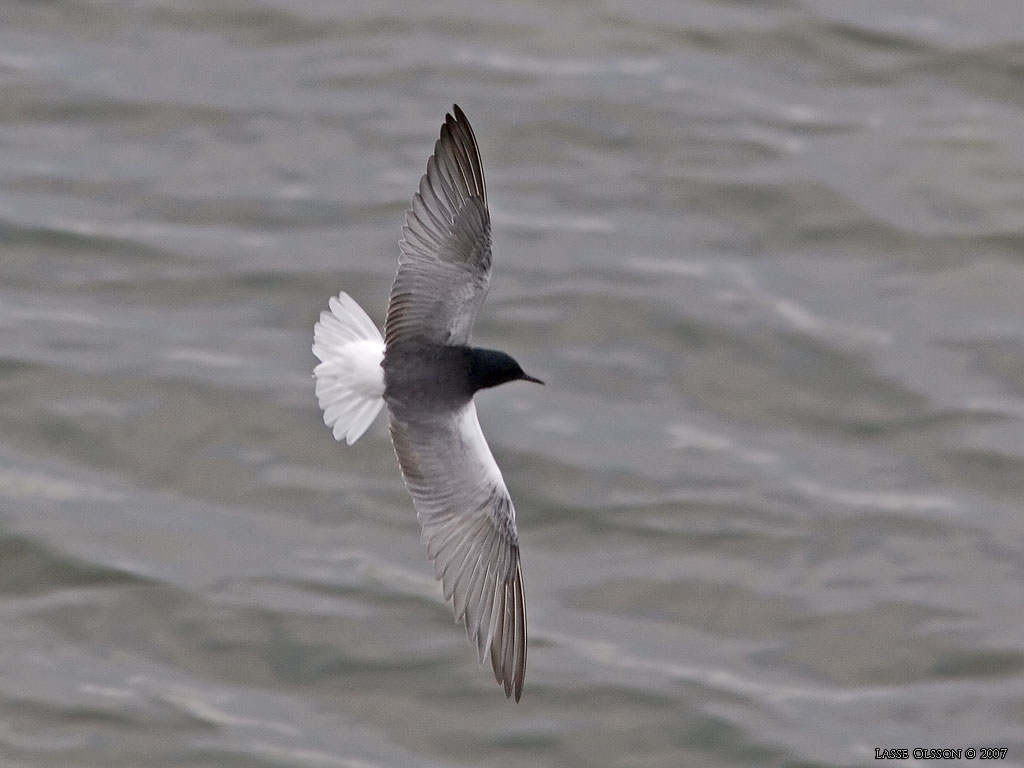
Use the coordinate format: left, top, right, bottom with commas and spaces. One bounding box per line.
385, 106, 492, 347
388, 402, 527, 701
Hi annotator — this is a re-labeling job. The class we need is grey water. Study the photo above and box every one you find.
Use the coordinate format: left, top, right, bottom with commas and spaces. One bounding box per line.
2, 2, 1024, 766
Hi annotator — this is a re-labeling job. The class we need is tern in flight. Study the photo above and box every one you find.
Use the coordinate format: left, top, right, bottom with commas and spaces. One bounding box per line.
312, 105, 542, 701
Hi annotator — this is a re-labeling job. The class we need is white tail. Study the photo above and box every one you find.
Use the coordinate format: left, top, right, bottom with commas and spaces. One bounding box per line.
312, 292, 386, 445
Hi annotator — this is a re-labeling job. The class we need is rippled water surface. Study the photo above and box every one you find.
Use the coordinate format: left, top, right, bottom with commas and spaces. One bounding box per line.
2, 2, 1024, 766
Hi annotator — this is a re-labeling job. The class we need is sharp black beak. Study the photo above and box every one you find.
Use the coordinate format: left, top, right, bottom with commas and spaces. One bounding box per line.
521, 373, 545, 385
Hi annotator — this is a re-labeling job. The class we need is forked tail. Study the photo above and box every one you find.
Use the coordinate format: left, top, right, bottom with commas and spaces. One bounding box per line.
312, 292, 386, 444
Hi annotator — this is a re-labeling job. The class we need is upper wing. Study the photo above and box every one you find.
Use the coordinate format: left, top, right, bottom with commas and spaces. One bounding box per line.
385, 105, 492, 347
388, 402, 526, 701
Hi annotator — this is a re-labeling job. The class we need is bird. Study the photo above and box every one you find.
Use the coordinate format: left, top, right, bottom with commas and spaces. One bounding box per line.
311, 105, 542, 702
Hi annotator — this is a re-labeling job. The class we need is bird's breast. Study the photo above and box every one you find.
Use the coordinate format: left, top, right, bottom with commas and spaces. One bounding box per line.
382, 341, 474, 413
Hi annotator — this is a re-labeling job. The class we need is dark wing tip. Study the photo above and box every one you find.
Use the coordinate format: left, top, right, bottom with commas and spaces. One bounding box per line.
512, 559, 526, 702
449, 104, 470, 135
438, 104, 487, 206
489, 552, 527, 702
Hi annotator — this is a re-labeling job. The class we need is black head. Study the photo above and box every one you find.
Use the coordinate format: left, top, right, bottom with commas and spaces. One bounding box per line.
469, 347, 544, 393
